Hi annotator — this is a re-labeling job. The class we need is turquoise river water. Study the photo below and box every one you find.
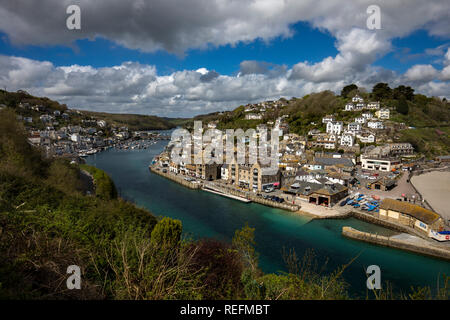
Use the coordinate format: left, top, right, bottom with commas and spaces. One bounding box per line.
86, 140, 449, 298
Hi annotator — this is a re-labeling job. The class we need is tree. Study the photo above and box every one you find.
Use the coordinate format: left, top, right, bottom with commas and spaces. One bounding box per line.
232, 223, 258, 272
372, 83, 392, 100
150, 217, 182, 249
340, 84, 358, 98
393, 85, 414, 101
396, 96, 409, 115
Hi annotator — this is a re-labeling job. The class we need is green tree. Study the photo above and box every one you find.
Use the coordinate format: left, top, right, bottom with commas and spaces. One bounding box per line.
396, 96, 409, 115
340, 84, 358, 98
150, 217, 182, 249
232, 223, 258, 272
393, 85, 415, 101
372, 83, 392, 100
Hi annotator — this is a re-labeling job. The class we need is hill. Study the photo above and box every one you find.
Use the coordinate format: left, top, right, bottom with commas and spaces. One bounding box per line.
0, 89, 177, 131
181, 84, 449, 157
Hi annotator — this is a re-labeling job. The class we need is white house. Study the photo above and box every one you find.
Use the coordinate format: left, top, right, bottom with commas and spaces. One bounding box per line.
367, 121, 384, 129
344, 103, 354, 111
355, 103, 365, 110
367, 101, 380, 109
70, 133, 80, 143
376, 109, 390, 119
355, 117, 366, 124
362, 112, 373, 119
340, 134, 354, 147
245, 113, 262, 120
326, 121, 343, 135
357, 132, 376, 144
97, 120, 107, 128
352, 94, 364, 103
322, 115, 335, 123
347, 122, 361, 133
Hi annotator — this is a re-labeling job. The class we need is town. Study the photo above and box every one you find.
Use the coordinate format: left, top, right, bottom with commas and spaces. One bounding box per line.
5, 99, 171, 161
150, 92, 450, 259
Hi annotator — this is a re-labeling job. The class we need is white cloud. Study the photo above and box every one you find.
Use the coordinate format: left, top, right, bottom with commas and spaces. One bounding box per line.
0, 54, 448, 118
404, 64, 439, 82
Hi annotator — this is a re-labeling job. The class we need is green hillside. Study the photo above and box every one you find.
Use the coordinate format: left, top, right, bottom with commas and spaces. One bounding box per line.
0, 89, 177, 131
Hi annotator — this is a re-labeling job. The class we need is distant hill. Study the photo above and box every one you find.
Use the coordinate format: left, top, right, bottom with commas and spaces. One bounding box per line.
0, 89, 178, 131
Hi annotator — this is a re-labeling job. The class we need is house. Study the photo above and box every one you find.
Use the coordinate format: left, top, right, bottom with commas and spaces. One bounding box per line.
354, 117, 366, 124
388, 143, 414, 156
357, 132, 376, 144
97, 120, 107, 128
70, 133, 81, 143
347, 122, 361, 133
362, 112, 373, 119
366, 177, 396, 191
355, 102, 366, 110
207, 122, 217, 129
376, 109, 390, 119
352, 94, 364, 103
367, 101, 380, 109
378, 199, 444, 235
360, 155, 401, 171
322, 115, 335, 123
227, 160, 280, 191
367, 121, 384, 129
23, 116, 33, 123
344, 103, 354, 111
245, 113, 262, 120
326, 121, 343, 135
340, 134, 354, 147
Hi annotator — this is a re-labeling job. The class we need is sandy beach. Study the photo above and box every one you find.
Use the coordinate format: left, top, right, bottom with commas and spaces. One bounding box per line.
411, 171, 450, 221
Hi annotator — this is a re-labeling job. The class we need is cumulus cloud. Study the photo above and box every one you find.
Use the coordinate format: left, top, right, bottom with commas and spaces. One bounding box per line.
404, 64, 439, 82
0, 53, 448, 118
1, 0, 449, 54
0, 1, 449, 115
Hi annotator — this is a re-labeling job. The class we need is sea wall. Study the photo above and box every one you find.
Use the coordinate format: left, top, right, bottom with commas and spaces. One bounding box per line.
149, 166, 201, 189
149, 166, 299, 211
342, 226, 450, 261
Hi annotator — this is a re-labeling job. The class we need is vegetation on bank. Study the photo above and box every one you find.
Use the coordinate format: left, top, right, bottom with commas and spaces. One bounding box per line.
0, 108, 448, 300
79, 164, 118, 200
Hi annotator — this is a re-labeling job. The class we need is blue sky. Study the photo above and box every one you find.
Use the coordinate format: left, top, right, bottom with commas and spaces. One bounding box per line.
0, 22, 342, 75
0, 1, 449, 116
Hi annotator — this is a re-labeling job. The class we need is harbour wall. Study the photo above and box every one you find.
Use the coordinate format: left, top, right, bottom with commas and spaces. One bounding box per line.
149, 166, 299, 211
149, 166, 201, 189
342, 226, 450, 261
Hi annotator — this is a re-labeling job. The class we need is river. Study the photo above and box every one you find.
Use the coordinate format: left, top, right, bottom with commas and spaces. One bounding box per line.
86, 140, 449, 298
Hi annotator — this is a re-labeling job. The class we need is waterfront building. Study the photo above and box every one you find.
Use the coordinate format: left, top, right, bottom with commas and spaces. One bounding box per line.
284, 180, 348, 207
379, 199, 444, 235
